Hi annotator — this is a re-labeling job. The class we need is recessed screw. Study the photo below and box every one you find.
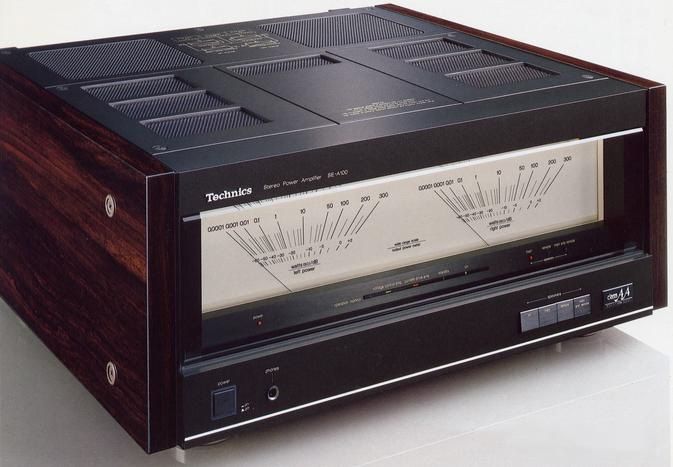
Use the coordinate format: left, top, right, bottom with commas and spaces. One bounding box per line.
105, 194, 116, 218
106, 361, 117, 386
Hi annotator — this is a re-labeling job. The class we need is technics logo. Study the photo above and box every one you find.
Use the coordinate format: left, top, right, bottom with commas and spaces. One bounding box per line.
602, 283, 634, 309
205, 187, 253, 203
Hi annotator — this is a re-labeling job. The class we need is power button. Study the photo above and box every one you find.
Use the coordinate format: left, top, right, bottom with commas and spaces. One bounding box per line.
212, 386, 237, 420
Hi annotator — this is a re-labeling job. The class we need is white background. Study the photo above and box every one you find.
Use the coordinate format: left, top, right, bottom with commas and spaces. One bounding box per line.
0, 0, 672, 464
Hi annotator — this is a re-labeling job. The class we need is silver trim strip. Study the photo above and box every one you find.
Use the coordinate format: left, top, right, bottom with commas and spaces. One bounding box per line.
185, 305, 653, 442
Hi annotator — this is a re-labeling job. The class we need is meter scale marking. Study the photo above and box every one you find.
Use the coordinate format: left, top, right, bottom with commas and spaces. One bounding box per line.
222, 200, 382, 291
432, 163, 566, 228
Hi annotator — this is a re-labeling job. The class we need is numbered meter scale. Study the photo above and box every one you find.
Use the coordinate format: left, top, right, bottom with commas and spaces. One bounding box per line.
201, 139, 603, 312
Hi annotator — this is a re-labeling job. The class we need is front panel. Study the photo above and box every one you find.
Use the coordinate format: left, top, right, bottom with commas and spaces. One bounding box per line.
181, 252, 653, 445
178, 124, 653, 444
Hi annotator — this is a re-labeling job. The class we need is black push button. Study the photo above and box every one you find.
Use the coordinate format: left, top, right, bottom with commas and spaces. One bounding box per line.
573, 295, 591, 317
212, 386, 237, 420
520, 309, 539, 332
538, 303, 558, 327
557, 299, 574, 322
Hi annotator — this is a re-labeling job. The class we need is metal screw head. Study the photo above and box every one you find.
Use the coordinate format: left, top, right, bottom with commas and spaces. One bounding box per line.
105, 194, 116, 218
581, 74, 595, 79
106, 361, 117, 386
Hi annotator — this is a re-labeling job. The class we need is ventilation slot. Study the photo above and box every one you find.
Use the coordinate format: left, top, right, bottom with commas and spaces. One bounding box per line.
142, 109, 265, 138
260, 13, 421, 48
111, 92, 232, 121
447, 63, 554, 88
373, 38, 470, 60
230, 55, 337, 77
29, 39, 201, 81
409, 50, 512, 74
83, 76, 193, 102
83, 74, 269, 138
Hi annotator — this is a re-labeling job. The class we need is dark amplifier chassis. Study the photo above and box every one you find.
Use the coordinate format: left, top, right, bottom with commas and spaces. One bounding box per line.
0, 4, 665, 454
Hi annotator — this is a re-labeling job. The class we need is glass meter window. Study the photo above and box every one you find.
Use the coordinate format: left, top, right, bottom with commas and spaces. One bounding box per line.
200, 138, 603, 313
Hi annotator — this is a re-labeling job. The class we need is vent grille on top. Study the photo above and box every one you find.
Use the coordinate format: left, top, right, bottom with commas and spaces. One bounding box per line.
369, 37, 556, 89
111, 91, 232, 121
142, 109, 265, 138
447, 63, 554, 88
230, 55, 337, 77
29, 39, 201, 81
373, 38, 470, 60
260, 13, 421, 48
83, 76, 193, 102
82, 74, 269, 139
409, 50, 512, 74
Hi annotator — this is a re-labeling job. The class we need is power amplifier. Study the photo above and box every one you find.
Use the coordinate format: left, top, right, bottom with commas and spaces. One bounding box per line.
0, 4, 666, 453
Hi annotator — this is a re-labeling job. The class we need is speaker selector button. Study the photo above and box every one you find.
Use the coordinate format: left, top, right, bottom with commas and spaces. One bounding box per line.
573, 295, 591, 317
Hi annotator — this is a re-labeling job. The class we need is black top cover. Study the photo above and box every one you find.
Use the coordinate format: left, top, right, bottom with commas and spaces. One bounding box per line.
2, 6, 640, 174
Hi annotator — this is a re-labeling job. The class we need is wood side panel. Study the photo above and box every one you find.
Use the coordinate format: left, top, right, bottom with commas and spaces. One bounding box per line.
379, 4, 667, 307
0, 64, 168, 176
147, 173, 178, 452
0, 72, 150, 449
647, 86, 667, 307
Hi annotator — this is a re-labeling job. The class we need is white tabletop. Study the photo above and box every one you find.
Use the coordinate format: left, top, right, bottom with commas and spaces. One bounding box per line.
0, 299, 669, 467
